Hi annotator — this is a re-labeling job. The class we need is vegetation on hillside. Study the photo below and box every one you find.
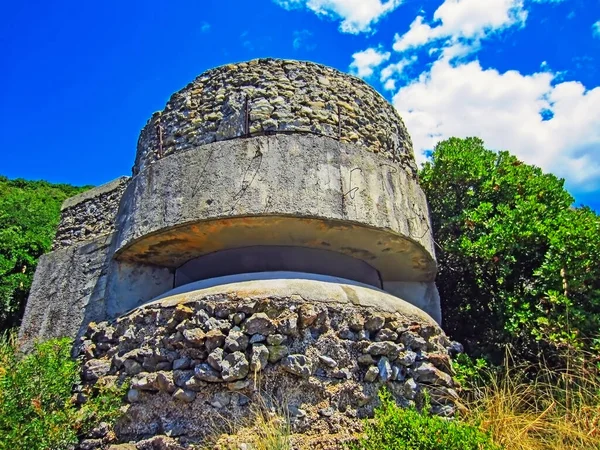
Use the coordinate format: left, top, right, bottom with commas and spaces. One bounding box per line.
0, 333, 125, 450
0, 176, 88, 331
420, 137, 600, 365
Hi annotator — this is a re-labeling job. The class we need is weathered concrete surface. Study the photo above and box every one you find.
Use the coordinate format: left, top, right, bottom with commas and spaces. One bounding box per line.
19, 233, 173, 350
19, 235, 114, 350
54, 177, 129, 250
135, 58, 415, 176
146, 277, 436, 324
115, 134, 435, 281
383, 281, 441, 324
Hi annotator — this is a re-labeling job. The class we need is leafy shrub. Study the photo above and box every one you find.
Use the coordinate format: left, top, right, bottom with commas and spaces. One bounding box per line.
420, 137, 600, 364
0, 177, 90, 331
0, 333, 125, 450
350, 389, 500, 450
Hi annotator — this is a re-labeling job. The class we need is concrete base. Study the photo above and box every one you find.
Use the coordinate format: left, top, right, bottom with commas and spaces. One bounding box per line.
19, 233, 173, 350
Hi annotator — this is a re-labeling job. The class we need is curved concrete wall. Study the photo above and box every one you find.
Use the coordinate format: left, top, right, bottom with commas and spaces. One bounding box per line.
114, 134, 436, 282
134, 59, 416, 177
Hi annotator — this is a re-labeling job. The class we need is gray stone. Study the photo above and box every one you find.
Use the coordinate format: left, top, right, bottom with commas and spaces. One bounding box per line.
250, 344, 269, 372
282, 355, 313, 378
319, 407, 335, 417
364, 366, 379, 382
172, 357, 191, 371
173, 388, 196, 403
357, 330, 370, 341
221, 352, 249, 381
365, 342, 403, 358
375, 328, 398, 342
194, 363, 222, 382
266, 334, 286, 346
267, 345, 289, 363
244, 313, 275, 335
205, 329, 226, 352
404, 378, 419, 400
232, 312, 245, 325
225, 330, 249, 352
127, 388, 141, 403
318, 355, 338, 368
358, 354, 375, 366
413, 362, 453, 387
278, 315, 299, 336
400, 332, 428, 350
156, 371, 176, 393
397, 350, 417, 366
338, 328, 357, 340
364, 314, 386, 331
227, 379, 250, 390
378, 357, 392, 382
82, 359, 111, 382
173, 370, 195, 388
123, 359, 143, 376
182, 328, 205, 346
207, 348, 225, 371
392, 365, 404, 381
249, 333, 266, 343
211, 391, 231, 408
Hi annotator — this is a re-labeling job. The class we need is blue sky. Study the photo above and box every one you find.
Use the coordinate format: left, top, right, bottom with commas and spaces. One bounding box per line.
1, 0, 599, 209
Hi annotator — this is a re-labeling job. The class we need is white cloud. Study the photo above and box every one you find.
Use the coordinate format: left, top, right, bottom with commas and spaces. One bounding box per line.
393, 57, 600, 192
393, 0, 527, 53
593, 20, 600, 38
380, 56, 417, 82
201, 22, 211, 33
349, 47, 391, 78
293, 30, 316, 50
383, 79, 396, 90
273, 0, 402, 34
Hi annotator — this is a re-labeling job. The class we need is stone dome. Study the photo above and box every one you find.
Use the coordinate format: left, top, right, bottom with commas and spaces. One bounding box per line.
133, 58, 416, 176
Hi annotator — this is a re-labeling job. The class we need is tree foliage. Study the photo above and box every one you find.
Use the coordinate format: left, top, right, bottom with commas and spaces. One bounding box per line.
420, 137, 600, 363
0, 334, 125, 450
0, 176, 88, 331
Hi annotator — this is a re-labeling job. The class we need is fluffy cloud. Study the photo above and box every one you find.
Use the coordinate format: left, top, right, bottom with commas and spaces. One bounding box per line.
343, 0, 600, 193
349, 47, 390, 78
393, 57, 600, 192
273, 0, 401, 33
393, 0, 527, 53
593, 20, 600, 38
380, 56, 417, 82
293, 30, 316, 50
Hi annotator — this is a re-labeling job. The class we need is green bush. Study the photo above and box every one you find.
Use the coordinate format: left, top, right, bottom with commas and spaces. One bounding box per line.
0, 176, 90, 331
420, 137, 600, 364
0, 333, 125, 450
350, 389, 500, 450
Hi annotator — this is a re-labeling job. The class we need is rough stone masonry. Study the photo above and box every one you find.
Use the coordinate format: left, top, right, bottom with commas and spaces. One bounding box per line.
19, 58, 457, 448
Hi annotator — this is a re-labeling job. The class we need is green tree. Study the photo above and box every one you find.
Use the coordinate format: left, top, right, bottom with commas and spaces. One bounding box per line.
420, 137, 600, 363
0, 177, 88, 331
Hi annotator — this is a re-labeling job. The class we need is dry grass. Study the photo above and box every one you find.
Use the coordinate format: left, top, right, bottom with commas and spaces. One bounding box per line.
206, 392, 292, 450
463, 352, 600, 450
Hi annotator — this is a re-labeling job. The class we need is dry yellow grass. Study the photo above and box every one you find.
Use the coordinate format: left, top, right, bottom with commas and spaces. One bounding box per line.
463, 353, 600, 450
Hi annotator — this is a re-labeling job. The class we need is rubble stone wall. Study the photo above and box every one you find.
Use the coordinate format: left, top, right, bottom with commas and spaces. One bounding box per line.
77, 294, 457, 448
134, 59, 416, 177
54, 177, 129, 250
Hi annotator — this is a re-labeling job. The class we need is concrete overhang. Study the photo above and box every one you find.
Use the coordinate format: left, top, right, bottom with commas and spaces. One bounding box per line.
115, 215, 437, 282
